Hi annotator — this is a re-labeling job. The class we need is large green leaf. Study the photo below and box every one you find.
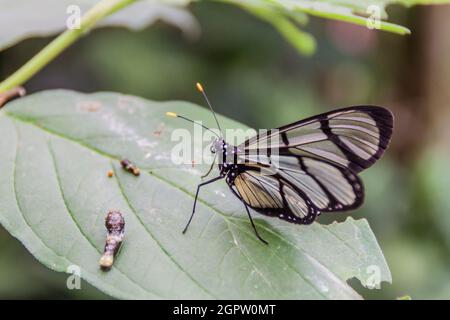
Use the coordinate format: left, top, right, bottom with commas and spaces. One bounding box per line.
0, 90, 391, 299
0, 0, 197, 51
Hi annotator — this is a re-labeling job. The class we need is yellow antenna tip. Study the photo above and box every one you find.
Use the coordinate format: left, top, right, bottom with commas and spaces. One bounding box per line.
166, 112, 177, 117
196, 82, 204, 92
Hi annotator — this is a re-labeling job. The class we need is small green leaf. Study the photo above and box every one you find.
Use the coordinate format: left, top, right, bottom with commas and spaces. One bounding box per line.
243, 5, 316, 55
0, 90, 391, 299
225, 0, 450, 50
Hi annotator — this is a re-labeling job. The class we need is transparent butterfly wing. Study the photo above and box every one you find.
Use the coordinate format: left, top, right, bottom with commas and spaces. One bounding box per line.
232, 167, 318, 224
241, 106, 393, 173
232, 156, 364, 217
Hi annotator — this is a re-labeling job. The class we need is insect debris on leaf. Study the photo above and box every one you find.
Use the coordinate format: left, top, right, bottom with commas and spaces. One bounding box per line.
99, 211, 125, 271
120, 159, 140, 176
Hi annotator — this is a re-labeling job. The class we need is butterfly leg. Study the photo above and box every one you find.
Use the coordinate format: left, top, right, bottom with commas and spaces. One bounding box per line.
229, 187, 269, 245
201, 154, 217, 179
183, 176, 224, 234
243, 204, 269, 245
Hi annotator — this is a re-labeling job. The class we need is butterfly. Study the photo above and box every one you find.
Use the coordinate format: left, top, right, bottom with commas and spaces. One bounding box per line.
167, 83, 393, 244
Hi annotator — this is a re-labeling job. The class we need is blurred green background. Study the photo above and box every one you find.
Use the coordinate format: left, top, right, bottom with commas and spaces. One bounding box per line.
1, 2, 450, 299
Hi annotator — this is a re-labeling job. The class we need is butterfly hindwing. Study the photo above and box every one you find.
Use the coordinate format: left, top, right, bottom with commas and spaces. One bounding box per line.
232, 167, 318, 224
231, 155, 364, 224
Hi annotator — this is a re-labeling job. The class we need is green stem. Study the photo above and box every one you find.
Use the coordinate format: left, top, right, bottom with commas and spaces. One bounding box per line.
0, 0, 136, 93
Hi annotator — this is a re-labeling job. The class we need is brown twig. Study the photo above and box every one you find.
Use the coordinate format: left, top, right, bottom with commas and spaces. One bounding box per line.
0, 86, 26, 108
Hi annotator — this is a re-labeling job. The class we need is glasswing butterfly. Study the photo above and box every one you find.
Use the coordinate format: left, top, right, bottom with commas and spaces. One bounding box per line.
167, 83, 393, 244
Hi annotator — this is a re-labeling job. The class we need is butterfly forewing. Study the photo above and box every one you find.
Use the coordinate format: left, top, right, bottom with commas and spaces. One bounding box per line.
241, 106, 393, 173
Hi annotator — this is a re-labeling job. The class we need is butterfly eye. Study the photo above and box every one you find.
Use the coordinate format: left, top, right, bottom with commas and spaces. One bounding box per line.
210, 145, 216, 154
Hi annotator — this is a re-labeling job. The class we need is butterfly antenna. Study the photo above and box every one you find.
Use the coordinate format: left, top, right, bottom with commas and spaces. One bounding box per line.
166, 112, 220, 138
196, 82, 223, 137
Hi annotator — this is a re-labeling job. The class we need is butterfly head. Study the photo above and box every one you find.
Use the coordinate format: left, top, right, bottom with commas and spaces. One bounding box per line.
210, 138, 226, 154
